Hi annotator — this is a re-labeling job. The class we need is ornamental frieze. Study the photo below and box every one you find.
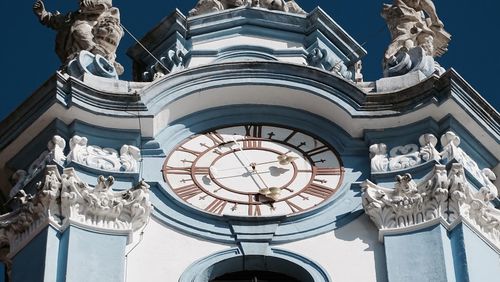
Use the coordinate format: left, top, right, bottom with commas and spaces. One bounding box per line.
363, 163, 500, 249
1, 166, 151, 258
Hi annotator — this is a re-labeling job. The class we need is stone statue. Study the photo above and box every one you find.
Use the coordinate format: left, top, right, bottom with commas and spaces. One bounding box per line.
382, 0, 450, 77
189, 0, 305, 16
33, 0, 124, 75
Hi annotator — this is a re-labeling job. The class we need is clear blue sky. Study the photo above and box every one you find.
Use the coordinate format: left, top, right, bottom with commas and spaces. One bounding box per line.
1, 0, 498, 121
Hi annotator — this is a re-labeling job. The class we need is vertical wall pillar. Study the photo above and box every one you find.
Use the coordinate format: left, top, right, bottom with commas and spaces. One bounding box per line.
450, 223, 500, 282
383, 224, 455, 282
10, 226, 61, 282
60, 226, 129, 282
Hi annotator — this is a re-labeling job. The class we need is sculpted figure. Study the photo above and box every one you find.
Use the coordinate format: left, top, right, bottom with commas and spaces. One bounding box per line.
189, 0, 305, 16
382, 0, 450, 77
33, 0, 124, 74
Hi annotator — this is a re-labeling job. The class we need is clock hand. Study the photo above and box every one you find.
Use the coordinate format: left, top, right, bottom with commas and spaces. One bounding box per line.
230, 136, 256, 168
211, 153, 298, 173
210, 160, 278, 173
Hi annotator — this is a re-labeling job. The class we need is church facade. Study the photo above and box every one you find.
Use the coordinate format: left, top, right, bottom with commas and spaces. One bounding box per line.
0, 1, 499, 281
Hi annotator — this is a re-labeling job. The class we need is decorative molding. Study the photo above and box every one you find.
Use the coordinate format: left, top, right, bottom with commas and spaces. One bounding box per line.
369, 133, 438, 173
369, 131, 497, 186
66, 136, 141, 172
1, 166, 151, 258
61, 168, 151, 232
10, 135, 141, 199
9, 135, 66, 198
67, 135, 141, 173
362, 163, 500, 249
188, 0, 306, 17
369, 143, 389, 173
142, 48, 187, 82
388, 144, 422, 171
306, 47, 352, 79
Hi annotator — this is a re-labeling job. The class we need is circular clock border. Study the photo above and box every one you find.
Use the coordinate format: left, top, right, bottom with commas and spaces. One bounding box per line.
162, 123, 345, 217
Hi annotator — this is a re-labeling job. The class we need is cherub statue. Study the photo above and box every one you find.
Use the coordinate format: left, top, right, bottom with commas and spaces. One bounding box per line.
382, 0, 450, 77
33, 0, 124, 74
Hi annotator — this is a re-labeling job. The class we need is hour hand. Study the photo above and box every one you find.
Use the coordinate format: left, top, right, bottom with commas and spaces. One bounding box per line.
277, 154, 298, 165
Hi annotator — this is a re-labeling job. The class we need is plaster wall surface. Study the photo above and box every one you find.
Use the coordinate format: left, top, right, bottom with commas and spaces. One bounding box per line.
461, 224, 500, 282
281, 215, 387, 282
125, 217, 230, 282
193, 35, 300, 51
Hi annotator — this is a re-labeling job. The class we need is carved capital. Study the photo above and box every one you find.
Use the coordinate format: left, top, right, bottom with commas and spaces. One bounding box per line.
60, 168, 151, 232
363, 163, 500, 249
1, 166, 151, 258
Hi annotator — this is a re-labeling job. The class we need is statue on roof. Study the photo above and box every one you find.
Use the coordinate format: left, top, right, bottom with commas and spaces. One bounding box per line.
382, 0, 451, 77
33, 0, 124, 76
189, 0, 305, 17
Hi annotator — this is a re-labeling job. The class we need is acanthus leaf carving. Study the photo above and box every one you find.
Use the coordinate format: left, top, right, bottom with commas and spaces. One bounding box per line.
9, 135, 66, 198
60, 168, 151, 232
363, 163, 500, 249
362, 165, 447, 230
1, 165, 152, 259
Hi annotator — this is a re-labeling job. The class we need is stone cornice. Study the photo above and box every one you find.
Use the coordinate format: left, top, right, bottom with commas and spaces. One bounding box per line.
0, 165, 151, 258
362, 163, 500, 252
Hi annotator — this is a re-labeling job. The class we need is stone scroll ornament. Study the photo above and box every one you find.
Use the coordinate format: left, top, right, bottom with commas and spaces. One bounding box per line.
189, 0, 306, 16
382, 0, 451, 77
33, 0, 124, 76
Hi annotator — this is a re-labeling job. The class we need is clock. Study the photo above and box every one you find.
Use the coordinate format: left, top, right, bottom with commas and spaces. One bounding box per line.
162, 124, 344, 217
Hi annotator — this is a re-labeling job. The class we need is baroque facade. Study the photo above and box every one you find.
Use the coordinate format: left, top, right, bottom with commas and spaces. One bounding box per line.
0, 1, 499, 281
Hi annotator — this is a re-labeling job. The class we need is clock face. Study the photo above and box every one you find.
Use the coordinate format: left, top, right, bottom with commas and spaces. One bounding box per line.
162, 124, 344, 217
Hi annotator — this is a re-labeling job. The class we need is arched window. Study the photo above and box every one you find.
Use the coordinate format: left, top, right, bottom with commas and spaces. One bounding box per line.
211, 270, 301, 282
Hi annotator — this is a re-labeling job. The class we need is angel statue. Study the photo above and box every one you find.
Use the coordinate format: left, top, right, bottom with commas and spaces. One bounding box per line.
382, 0, 450, 77
33, 0, 124, 75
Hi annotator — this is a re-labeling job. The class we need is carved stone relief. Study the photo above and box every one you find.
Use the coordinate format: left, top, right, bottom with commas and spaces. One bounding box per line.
381, 0, 450, 77
189, 0, 306, 17
363, 163, 500, 249
33, 0, 124, 76
1, 166, 151, 259
10, 135, 141, 199
370, 133, 438, 173
9, 136, 66, 198
142, 48, 187, 82
306, 48, 353, 79
67, 135, 141, 172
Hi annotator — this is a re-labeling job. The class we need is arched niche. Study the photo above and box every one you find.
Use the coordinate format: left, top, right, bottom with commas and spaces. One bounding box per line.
179, 248, 331, 282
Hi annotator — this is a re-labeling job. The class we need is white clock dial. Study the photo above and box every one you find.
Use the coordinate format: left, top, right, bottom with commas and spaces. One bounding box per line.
163, 125, 344, 217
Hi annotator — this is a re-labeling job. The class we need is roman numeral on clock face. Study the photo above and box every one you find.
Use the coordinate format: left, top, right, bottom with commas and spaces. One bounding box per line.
175, 184, 203, 200
286, 200, 304, 213
244, 125, 263, 138
205, 199, 227, 215
248, 204, 262, 216
164, 166, 210, 175
205, 132, 225, 146
314, 167, 342, 175
305, 146, 330, 157
302, 183, 334, 199
242, 139, 262, 149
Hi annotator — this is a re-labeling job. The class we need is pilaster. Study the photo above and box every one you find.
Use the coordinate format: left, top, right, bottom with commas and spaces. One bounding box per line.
363, 131, 500, 282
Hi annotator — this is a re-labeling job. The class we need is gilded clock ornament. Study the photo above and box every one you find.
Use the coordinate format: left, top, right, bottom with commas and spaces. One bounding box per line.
162, 125, 344, 216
